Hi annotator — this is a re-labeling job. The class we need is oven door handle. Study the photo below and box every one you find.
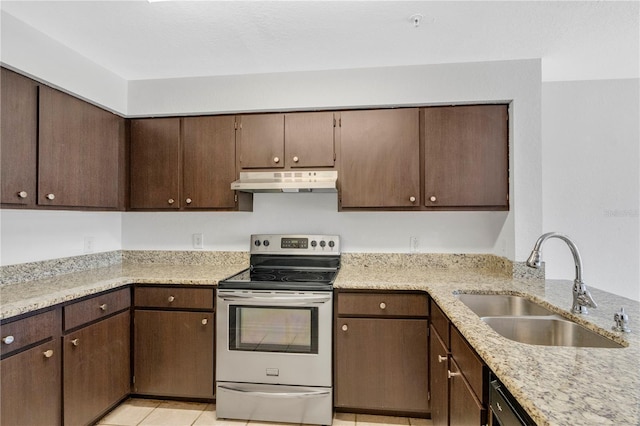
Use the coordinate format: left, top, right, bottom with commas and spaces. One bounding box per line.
218, 293, 331, 305
218, 384, 330, 399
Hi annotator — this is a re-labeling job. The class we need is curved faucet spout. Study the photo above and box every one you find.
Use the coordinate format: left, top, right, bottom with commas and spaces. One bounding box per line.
526, 232, 596, 314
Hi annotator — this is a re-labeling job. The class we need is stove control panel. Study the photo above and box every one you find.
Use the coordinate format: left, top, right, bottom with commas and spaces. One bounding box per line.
251, 234, 340, 255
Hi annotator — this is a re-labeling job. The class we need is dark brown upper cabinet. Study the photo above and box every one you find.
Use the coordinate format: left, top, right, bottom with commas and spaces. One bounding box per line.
1, 68, 38, 207
284, 111, 335, 168
237, 113, 285, 169
130, 116, 241, 210
340, 108, 421, 209
130, 118, 182, 209
182, 116, 237, 209
237, 112, 336, 170
38, 86, 125, 209
423, 105, 509, 210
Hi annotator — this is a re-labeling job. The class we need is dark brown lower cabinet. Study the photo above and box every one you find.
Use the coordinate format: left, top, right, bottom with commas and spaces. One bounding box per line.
1, 339, 62, 426
133, 310, 214, 398
449, 359, 485, 426
63, 311, 130, 426
334, 317, 429, 414
429, 324, 449, 426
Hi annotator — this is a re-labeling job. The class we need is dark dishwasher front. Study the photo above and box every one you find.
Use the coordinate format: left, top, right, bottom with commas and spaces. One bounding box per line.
489, 374, 536, 426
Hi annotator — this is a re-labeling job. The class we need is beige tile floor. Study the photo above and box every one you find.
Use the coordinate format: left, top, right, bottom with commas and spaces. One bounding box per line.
96, 399, 434, 426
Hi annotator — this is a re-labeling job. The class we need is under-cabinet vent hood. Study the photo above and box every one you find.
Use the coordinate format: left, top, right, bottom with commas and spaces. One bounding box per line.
231, 171, 338, 193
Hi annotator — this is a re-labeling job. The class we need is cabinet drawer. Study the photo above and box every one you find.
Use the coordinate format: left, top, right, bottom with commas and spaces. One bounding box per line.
64, 288, 131, 331
430, 299, 450, 348
135, 286, 214, 310
1, 309, 60, 356
337, 292, 428, 317
451, 327, 486, 402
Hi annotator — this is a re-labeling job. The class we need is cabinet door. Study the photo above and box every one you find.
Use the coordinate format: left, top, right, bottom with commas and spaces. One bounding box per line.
340, 109, 420, 208
334, 317, 428, 414
1, 68, 38, 206
38, 86, 123, 208
237, 114, 284, 169
130, 118, 181, 209
63, 311, 130, 426
423, 105, 508, 209
183, 116, 236, 209
1, 340, 61, 426
284, 112, 335, 168
134, 310, 214, 398
429, 325, 449, 426
449, 359, 486, 426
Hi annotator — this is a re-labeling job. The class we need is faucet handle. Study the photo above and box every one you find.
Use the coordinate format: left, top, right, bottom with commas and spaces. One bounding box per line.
613, 307, 631, 333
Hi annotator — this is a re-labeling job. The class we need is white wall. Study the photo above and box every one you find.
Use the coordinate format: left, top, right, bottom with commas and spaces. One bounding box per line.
0, 210, 122, 265
0, 11, 127, 114
541, 79, 640, 301
126, 60, 542, 261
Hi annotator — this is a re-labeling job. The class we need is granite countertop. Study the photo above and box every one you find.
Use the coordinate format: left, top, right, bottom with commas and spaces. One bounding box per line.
1, 258, 638, 426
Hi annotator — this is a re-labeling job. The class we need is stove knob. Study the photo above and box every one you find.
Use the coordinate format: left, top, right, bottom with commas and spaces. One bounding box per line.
263, 240, 270, 247
320, 241, 326, 248
254, 240, 261, 247
311, 240, 317, 247
328, 241, 335, 248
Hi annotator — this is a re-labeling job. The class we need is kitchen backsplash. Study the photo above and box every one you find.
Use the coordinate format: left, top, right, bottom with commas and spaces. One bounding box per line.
0, 250, 543, 286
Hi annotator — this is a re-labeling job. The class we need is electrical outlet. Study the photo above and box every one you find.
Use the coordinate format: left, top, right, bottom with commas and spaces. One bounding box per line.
193, 233, 204, 249
84, 236, 95, 254
410, 236, 419, 253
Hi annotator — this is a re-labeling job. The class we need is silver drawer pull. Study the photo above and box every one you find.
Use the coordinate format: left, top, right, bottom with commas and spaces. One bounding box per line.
168, 296, 175, 303
2, 335, 15, 345
438, 355, 447, 363
99, 303, 107, 311
201, 318, 208, 325
379, 302, 386, 310
71, 338, 79, 347
43, 350, 54, 358
447, 370, 460, 379
341, 324, 348, 332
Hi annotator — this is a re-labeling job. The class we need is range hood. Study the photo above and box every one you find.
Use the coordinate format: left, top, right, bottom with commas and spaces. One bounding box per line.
231, 171, 338, 193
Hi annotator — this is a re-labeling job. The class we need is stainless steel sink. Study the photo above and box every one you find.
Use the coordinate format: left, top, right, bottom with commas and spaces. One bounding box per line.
482, 316, 624, 348
456, 293, 623, 348
456, 294, 555, 317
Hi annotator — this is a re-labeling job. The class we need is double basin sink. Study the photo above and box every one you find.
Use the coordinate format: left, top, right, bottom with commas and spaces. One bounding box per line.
456, 294, 623, 348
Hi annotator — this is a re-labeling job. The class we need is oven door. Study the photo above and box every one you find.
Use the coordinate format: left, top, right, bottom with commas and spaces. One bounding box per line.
216, 289, 332, 387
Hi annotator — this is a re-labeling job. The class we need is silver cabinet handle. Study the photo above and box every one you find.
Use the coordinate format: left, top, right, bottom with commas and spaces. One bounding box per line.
167, 198, 175, 205
447, 370, 460, 379
438, 355, 447, 363
168, 296, 175, 303
379, 302, 387, 310
2, 335, 15, 345
409, 196, 416, 203
43, 349, 54, 358
71, 338, 79, 347
201, 318, 208, 325
341, 324, 348, 332
99, 303, 107, 311
46, 193, 55, 200
185, 198, 192, 204
273, 156, 280, 163
292, 156, 299, 163
18, 191, 28, 198
430, 195, 437, 202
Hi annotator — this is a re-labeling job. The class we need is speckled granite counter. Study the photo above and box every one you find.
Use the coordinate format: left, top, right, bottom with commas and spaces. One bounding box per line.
1, 255, 638, 426
335, 265, 640, 426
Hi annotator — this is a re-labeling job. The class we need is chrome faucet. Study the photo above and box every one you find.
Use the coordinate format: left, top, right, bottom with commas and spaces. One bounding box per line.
526, 232, 597, 314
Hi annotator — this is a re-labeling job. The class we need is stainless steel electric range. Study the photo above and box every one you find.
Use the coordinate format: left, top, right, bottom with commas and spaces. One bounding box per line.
216, 234, 340, 426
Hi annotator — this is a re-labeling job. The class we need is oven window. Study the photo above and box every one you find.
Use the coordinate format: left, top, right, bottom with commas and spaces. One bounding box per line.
229, 306, 319, 354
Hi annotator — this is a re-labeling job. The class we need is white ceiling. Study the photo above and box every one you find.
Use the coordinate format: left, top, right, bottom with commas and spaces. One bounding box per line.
1, 1, 639, 82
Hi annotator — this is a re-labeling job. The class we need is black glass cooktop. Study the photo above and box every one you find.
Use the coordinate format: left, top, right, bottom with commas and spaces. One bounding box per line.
219, 267, 338, 291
